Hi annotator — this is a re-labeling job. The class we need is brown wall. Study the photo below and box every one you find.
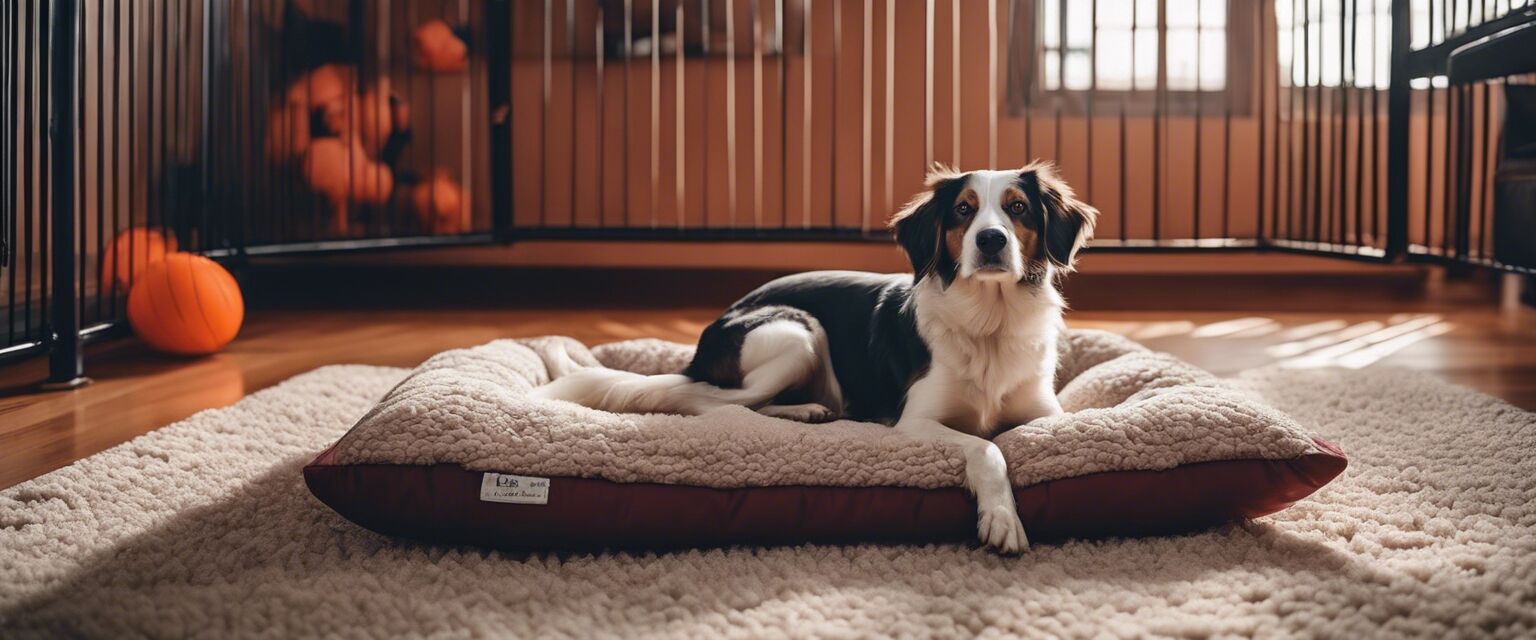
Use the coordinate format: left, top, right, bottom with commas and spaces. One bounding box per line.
507, 0, 1271, 242
502, 0, 1506, 262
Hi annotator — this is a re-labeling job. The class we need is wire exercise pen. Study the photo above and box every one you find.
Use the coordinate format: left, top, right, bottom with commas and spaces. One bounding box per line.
2, 0, 1533, 383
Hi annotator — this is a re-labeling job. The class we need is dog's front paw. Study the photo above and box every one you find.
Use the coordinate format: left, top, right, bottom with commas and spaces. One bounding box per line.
759, 403, 837, 423
977, 505, 1029, 554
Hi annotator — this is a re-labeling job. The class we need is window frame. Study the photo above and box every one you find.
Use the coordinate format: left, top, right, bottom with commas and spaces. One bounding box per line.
1007, 0, 1260, 116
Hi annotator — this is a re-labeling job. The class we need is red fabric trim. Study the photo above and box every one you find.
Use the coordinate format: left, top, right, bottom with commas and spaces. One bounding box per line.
304, 445, 1347, 551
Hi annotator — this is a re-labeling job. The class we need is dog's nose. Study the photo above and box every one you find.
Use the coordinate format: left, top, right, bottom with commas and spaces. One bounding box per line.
976, 228, 1007, 255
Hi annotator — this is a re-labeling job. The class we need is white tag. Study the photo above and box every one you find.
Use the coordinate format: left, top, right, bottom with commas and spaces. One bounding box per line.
479, 473, 550, 505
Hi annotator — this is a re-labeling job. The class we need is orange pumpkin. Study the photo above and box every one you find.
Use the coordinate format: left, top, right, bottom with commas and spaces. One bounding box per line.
100, 227, 178, 290
412, 20, 468, 72
412, 170, 467, 234
127, 253, 244, 355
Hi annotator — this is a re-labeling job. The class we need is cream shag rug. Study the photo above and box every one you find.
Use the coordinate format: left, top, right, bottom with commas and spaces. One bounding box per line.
2, 363, 1534, 638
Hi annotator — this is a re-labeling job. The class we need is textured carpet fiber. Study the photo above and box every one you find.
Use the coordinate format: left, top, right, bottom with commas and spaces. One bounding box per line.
2, 363, 1534, 638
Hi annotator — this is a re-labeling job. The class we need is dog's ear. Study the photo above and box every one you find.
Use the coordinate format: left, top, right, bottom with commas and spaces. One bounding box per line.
890, 165, 966, 288
1019, 162, 1098, 271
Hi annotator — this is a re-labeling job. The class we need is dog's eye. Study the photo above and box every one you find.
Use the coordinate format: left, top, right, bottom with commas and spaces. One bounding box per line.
954, 203, 973, 216
1008, 201, 1028, 216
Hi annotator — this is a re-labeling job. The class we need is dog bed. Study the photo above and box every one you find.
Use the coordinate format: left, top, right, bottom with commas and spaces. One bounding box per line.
305, 330, 1346, 550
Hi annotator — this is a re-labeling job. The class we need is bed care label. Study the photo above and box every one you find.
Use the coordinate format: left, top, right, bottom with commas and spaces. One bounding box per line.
479, 473, 550, 505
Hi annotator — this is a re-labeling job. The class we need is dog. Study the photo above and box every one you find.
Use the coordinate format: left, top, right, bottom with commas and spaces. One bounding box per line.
533, 162, 1098, 553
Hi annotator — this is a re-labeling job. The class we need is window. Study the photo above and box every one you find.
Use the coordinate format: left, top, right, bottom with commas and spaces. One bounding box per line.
1040, 0, 1227, 91
1275, 0, 1393, 90
1009, 0, 1257, 114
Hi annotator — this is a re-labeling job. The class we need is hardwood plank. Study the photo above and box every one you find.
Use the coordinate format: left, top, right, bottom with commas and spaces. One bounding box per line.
3, 283, 1532, 491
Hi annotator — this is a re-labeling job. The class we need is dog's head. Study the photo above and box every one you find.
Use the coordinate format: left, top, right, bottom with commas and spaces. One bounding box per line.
888, 162, 1098, 288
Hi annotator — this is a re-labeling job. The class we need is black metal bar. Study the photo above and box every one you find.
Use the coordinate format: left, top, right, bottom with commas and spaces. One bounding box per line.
1454, 83, 1472, 259
1118, 99, 1126, 242
1193, 0, 1202, 241
699, 0, 708, 228
1445, 17, 1536, 83
24, 0, 39, 344
883, 0, 893, 216
1309, 1, 1323, 243
1405, 0, 1535, 77
2, 0, 10, 273
1352, 0, 1366, 248
569, 0, 578, 229
1257, 0, 1269, 243
542, 0, 552, 227
1273, 0, 1288, 242
157, 0, 169, 243
40, 0, 52, 343
1086, 0, 1096, 202
678, 0, 689, 229
1221, 1, 1233, 239
488, 0, 513, 241
1337, 0, 1350, 247
6, 0, 17, 345
47, 0, 87, 387
860, 0, 872, 231
597, 0, 606, 228
1478, 79, 1492, 259
1298, 0, 1311, 241
1441, 79, 1455, 257
1052, 0, 1062, 170
128, 0, 140, 283
201, 233, 500, 258
1025, 0, 1033, 160
728, 0, 739, 227
754, 0, 765, 230
1152, 0, 1164, 241
781, 0, 789, 227
0, 320, 127, 368
1385, 0, 1411, 259
75, 0, 86, 331
200, 0, 213, 256
830, 0, 839, 226
1372, 0, 1382, 247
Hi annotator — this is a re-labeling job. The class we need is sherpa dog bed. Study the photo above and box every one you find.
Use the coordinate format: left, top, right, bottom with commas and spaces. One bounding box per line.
305, 329, 1346, 550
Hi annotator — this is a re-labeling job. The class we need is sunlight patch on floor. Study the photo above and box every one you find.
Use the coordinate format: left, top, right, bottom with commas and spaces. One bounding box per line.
1277, 315, 1450, 369
1190, 317, 1278, 339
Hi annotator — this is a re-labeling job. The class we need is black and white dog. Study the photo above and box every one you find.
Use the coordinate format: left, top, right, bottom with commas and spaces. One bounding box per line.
534, 163, 1097, 553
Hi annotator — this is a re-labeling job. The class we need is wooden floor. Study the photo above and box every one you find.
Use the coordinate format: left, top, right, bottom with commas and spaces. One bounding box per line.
2, 273, 1533, 491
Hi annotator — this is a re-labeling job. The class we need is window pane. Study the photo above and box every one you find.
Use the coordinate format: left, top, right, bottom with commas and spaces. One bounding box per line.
1134, 27, 1157, 89
1032, 0, 1238, 94
1064, 51, 1093, 90
1168, 1, 1198, 27
1135, 0, 1157, 27
1095, 28, 1134, 89
1277, 0, 1295, 29
1410, 0, 1431, 48
1043, 0, 1060, 48
1200, 0, 1226, 27
1097, 0, 1135, 28
1374, 12, 1391, 88
1200, 30, 1225, 90
1167, 27, 1199, 90
1065, 1, 1093, 48
1304, 15, 1321, 86
1320, 0, 1341, 87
